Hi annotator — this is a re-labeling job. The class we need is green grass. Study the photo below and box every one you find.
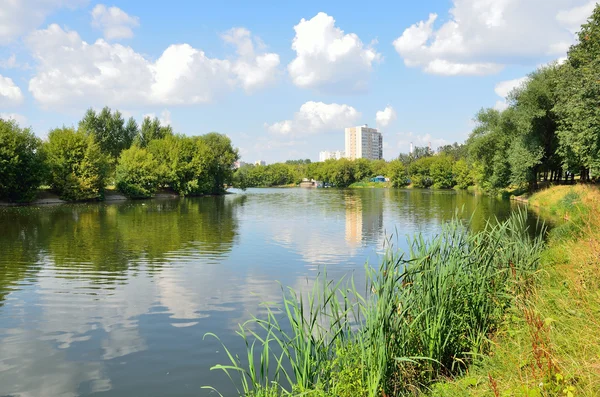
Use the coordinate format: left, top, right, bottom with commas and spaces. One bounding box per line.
204, 210, 545, 396
349, 181, 390, 188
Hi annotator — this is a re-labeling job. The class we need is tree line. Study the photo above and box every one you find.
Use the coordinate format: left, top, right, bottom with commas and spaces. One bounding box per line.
0, 108, 238, 202
232, 143, 472, 190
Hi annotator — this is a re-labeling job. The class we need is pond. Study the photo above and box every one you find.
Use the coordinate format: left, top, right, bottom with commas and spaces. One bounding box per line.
0, 188, 531, 396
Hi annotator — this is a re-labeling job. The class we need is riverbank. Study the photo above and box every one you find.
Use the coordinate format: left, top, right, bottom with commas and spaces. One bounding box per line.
432, 184, 600, 396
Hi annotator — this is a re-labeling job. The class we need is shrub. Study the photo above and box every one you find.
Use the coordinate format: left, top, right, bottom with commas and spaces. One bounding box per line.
116, 146, 159, 198
0, 119, 45, 202
44, 127, 110, 201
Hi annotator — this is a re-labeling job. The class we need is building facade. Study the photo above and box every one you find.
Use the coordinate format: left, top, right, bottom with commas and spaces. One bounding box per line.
319, 150, 345, 162
344, 125, 383, 160
255, 160, 266, 166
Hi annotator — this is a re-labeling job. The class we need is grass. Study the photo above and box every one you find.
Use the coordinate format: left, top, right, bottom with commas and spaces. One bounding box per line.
349, 181, 390, 188
432, 184, 600, 396
204, 210, 546, 396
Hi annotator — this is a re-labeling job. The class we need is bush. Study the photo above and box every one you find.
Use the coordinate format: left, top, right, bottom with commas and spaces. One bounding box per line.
0, 119, 45, 202
116, 146, 159, 198
44, 127, 110, 201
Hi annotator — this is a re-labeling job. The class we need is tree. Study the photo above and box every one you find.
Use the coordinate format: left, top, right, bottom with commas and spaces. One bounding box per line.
388, 160, 409, 187
509, 66, 561, 189
44, 127, 110, 201
554, 4, 600, 180
408, 156, 435, 188
198, 133, 239, 194
79, 107, 138, 161
136, 116, 173, 148
467, 108, 517, 191
116, 146, 160, 198
0, 119, 45, 202
453, 159, 473, 190
430, 155, 455, 189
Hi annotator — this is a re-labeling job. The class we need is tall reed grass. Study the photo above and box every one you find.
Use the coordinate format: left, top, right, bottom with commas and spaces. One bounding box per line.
204, 210, 545, 396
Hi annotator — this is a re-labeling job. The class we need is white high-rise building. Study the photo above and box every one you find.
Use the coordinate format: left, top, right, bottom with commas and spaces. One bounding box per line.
345, 125, 383, 160
319, 150, 345, 162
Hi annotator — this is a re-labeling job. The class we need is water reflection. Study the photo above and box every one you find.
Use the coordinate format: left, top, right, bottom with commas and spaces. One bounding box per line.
0, 188, 528, 397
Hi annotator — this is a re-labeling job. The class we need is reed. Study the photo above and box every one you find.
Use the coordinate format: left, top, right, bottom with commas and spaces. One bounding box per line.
204, 210, 545, 396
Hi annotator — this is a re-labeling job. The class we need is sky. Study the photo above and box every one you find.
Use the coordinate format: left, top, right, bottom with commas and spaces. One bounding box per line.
0, 0, 596, 163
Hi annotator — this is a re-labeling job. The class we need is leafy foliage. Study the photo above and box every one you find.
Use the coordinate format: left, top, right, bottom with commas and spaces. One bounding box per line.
44, 127, 110, 201
0, 119, 45, 202
115, 146, 160, 198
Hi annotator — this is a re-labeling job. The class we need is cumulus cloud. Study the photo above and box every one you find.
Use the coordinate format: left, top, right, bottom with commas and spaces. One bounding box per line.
266, 101, 361, 136
493, 76, 528, 111
91, 4, 140, 40
288, 12, 381, 93
0, 113, 28, 126
375, 106, 397, 128
0, 74, 24, 106
393, 0, 595, 76
556, 0, 597, 34
25, 24, 279, 109
0, 0, 86, 44
222, 27, 280, 92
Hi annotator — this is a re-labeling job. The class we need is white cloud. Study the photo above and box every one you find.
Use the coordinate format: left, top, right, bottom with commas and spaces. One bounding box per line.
0, 54, 18, 69
0, 0, 86, 45
0, 113, 28, 126
556, 1, 597, 34
396, 131, 448, 153
266, 101, 361, 136
143, 109, 171, 126
375, 106, 397, 128
0, 74, 24, 106
288, 12, 381, 93
222, 27, 280, 92
393, 0, 595, 76
91, 4, 140, 40
493, 76, 528, 110
25, 24, 279, 109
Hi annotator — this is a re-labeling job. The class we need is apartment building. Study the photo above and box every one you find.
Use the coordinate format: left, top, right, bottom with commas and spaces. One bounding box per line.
344, 125, 383, 160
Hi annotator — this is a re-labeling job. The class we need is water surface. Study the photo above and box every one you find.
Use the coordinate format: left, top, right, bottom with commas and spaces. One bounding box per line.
0, 188, 527, 396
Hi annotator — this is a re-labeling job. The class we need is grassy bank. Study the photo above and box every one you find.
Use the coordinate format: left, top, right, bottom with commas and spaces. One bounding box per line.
432, 185, 600, 396
204, 210, 546, 396
349, 181, 390, 188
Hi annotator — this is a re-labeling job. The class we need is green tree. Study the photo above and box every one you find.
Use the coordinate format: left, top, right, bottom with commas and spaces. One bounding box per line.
115, 146, 160, 198
136, 116, 173, 148
554, 4, 600, 180
79, 107, 138, 161
409, 156, 435, 188
0, 119, 45, 202
387, 160, 409, 187
467, 108, 517, 191
453, 159, 473, 189
430, 155, 455, 189
197, 133, 239, 194
44, 127, 110, 201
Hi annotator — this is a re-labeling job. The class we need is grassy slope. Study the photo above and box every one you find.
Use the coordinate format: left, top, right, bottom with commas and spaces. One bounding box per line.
432, 185, 600, 396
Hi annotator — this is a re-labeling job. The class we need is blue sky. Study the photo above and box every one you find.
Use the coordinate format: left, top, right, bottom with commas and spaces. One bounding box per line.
0, 0, 594, 163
